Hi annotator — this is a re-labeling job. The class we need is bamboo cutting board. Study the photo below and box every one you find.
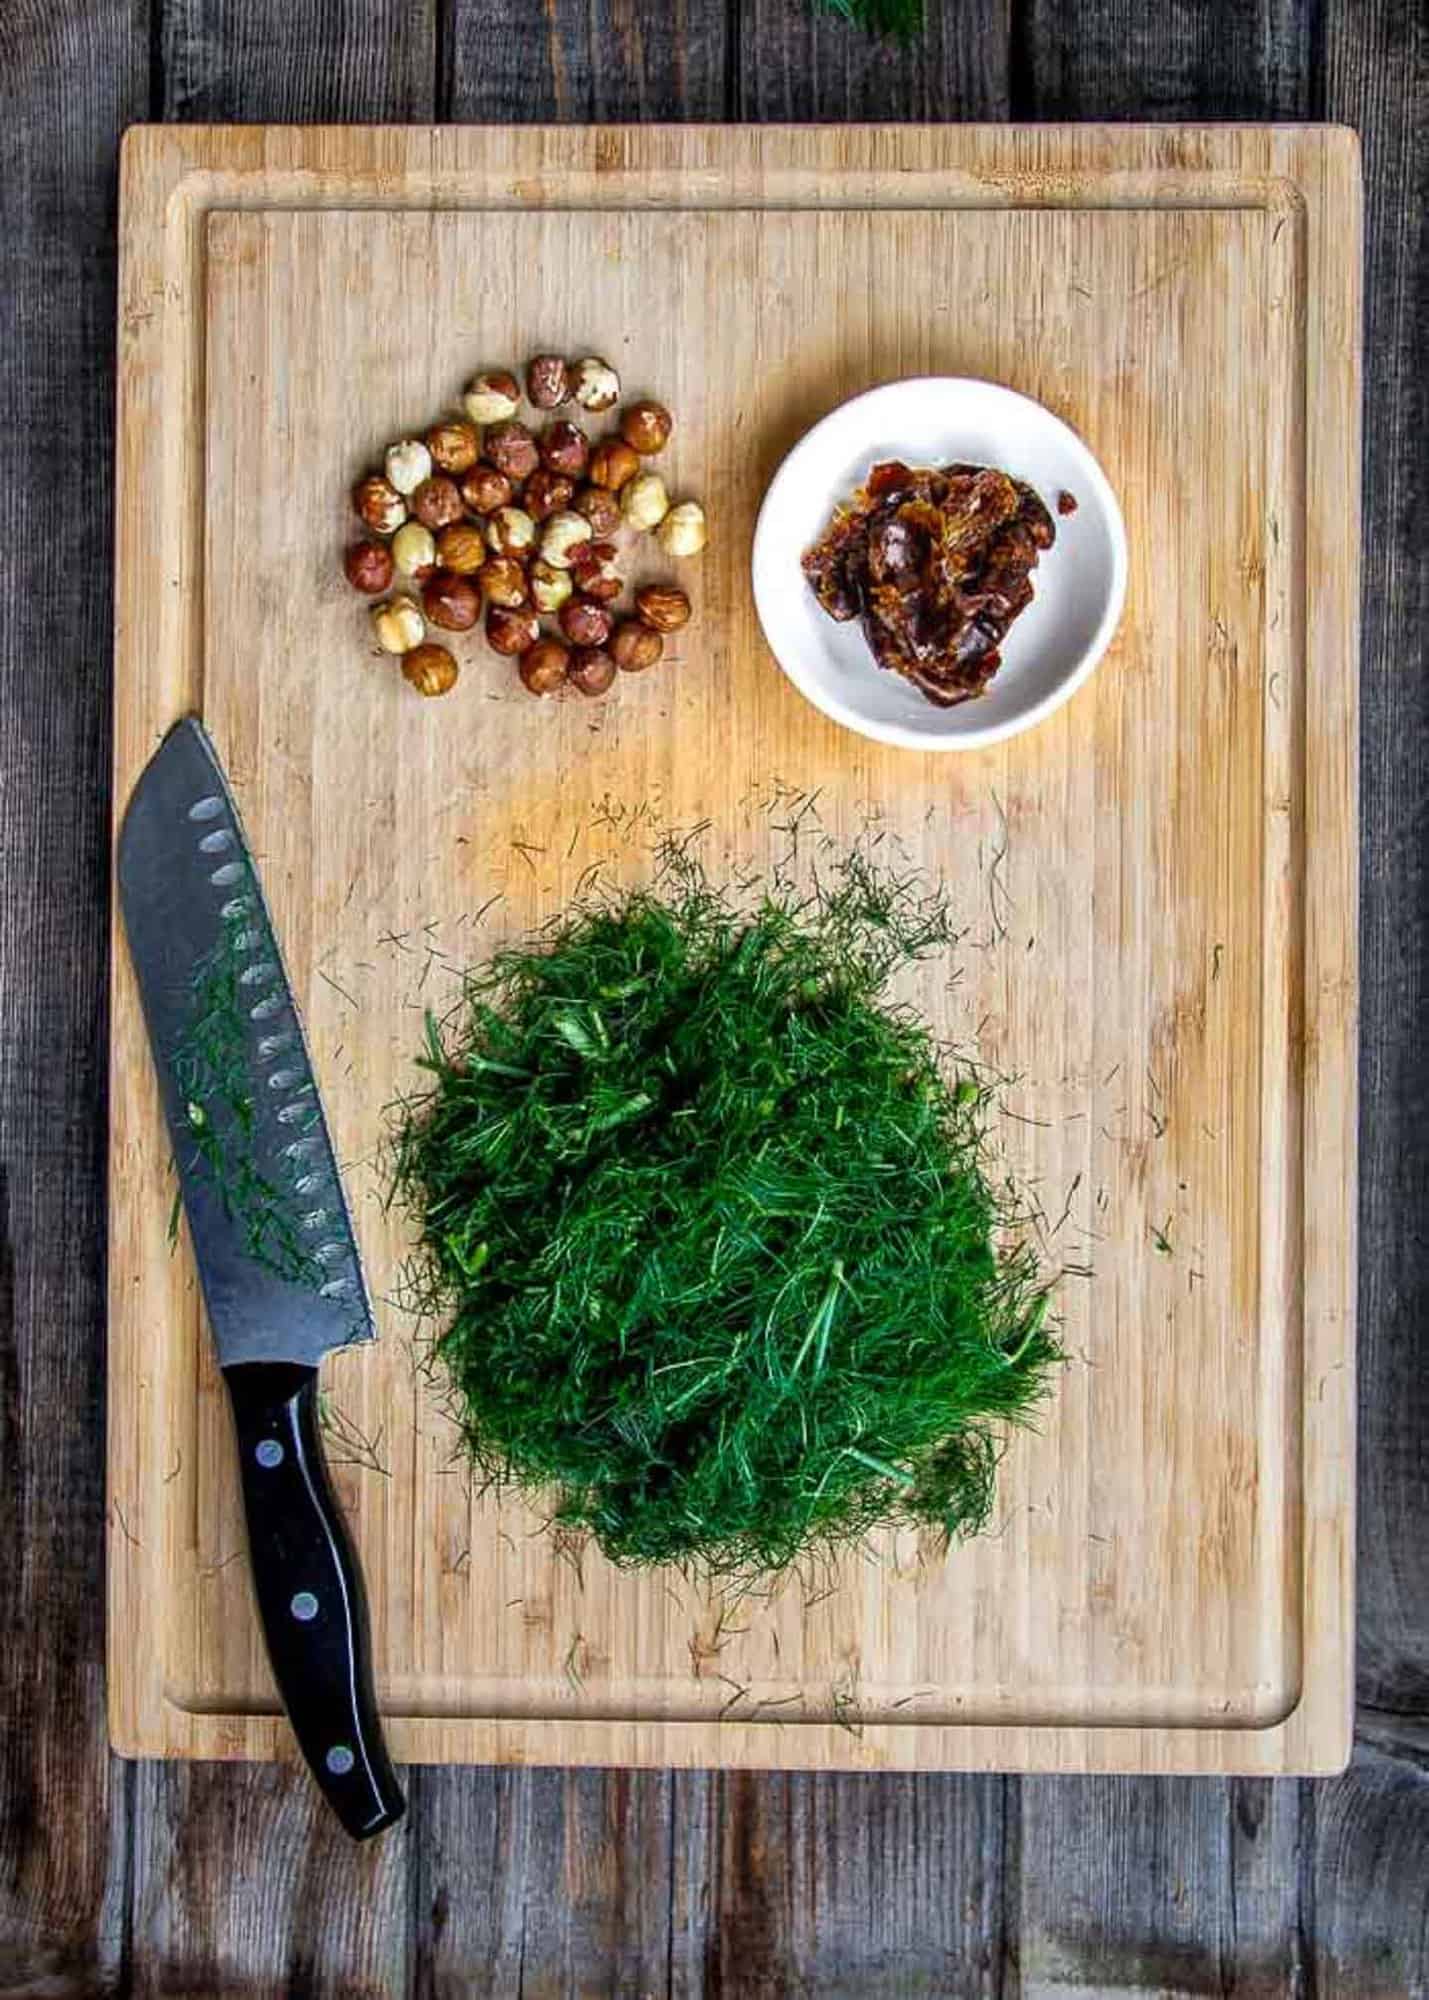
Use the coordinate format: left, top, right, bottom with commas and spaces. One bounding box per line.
110, 125, 1360, 1775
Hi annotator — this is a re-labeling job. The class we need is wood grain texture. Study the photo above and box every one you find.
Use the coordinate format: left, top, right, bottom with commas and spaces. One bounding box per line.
445, 0, 728, 122
736, 0, 1012, 122
159, 0, 437, 121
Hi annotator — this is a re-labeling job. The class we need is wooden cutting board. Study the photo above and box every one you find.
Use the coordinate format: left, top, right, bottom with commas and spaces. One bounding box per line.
109, 124, 1360, 1775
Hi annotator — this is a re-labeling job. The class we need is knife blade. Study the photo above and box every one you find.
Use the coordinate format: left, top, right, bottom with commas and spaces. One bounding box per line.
118, 717, 404, 1840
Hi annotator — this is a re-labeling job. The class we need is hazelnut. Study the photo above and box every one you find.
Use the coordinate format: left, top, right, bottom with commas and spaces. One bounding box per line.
570, 539, 622, 604
568, 646, 617, 697
462, 369, 521, 425
436, 521, 488, 574
486, 507, 537, 557
573, 485, 621, 537
539, 510, 594, 570
410, 475, 464, 531
620, 400, 673, 455
402, 643, 459, 697
385, 438, 433, 495
426, 418, 480, 475
589, 440, 640, 493
540, 420, 590, 479
485, 605, 541, 657
523, 468, 576, 522
344, 539, 395, 594
526, 355, 570, 410
620, 472, 670, 532
529, 559, 574, 614
482, 422, 540, 482
459, 463, 513, 515
352, 473, 407, 536
521, 639, 571, 696
422, 571, 480, 632
478, 556, 529, 608
634, 583, 692, 632
559, 596, 613, 647
391, 520, 438, 579
611, 619, 664, 672
371, 595, 425, 655
657, 500, 708, 558
571, 357, 621, 413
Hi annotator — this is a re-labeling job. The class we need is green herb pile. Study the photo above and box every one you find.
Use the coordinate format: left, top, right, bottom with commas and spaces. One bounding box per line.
393, 850, 1058, 1579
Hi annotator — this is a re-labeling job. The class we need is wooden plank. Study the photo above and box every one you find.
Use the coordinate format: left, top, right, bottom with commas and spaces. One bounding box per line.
737, 0, 1012, 122
445, 0, 728, 121
1311, 1748, 1429, 1998
1011, 0, 1318, 118
0, 8, 147, 1996
158, 0, 436, 120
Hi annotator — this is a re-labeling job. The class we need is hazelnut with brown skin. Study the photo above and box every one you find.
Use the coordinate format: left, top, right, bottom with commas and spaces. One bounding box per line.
572, 357, 620, 413
478, 556, 529, 608
539, 510, 594, 570
391, 520, 438, 580
570, 540, 622, 604
402, 643, 459, 697
620, 472, 670, 532
459, 463, 513, 516
485, 605, 541, 656
529, 560, 574, 614
523, 468, 575, 522
422, 571, 480, 632
410, 475, 465, 531
426, 418, 481, 475
486, 506, 537, 558
540, 420, 590, 479
482, 422, 540, 483
436, 521, 487, 574
568, 646, 617, 697
559, 596, 613, 648
573, 485, 621, 537
520, 639, 571, 696
344, 539, 395, 594
385, 438, 433, 495
371, 595, 425, 655
634, 583, 692, 632
462, 370, 521, 425
353, 473, 407, 536
611, 619, 664, 672
588, 439, 640, 492
526, 355, 570, 410
620, 400, 673, 455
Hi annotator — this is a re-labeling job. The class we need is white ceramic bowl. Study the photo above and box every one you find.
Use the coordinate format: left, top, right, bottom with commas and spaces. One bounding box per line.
752, 378, 1127, 751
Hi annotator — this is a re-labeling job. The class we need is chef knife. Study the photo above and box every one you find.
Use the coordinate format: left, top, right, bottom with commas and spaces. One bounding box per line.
117, 717, 405, 1841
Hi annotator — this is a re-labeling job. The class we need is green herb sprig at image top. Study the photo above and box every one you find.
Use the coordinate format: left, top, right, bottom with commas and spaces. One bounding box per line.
392, 844, 1060, 1582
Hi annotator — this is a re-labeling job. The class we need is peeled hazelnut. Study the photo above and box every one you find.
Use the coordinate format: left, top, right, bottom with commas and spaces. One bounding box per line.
410, 475, 464, 531
620, 400, 673, 455
634, 583, 692, 632
570, 539, 622, 604
478, 556, 529, 608
485, 605, 541, 657
426, 419, 480, 475
462, 369, 521, 425
572, 357, 621, 412
539, 510, 594, 570
422, 571, 480, 632
611, 619, 664, 672
573, 485, 621, 537
459, 463, 513, 515
620, 472, 670, 532
526, 355, 570, 410
385, 439, 433, 495
589, 439, 640, 492
568, 646, 617, 697
559, 596, 613, 647
391, 520, 438, 579
436, 521, 487, 574
371, 595, 425, 654
344, 539, 394, 594
657, 500, 708, 558
486, 506, 537, 557
540, 420, 590, 479
529, 559, 574, 614
353, 473, 407, 536
402, 642, 459, 697
521, 639, 571, 695
523, 468, 575, 522
482, 422, 540, 482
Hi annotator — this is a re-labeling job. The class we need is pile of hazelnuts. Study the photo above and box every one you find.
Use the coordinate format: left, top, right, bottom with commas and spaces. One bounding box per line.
344, 355, 707, 700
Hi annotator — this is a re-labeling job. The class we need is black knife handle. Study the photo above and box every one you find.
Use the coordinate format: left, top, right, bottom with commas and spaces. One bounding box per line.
223, 1361, 406, 1841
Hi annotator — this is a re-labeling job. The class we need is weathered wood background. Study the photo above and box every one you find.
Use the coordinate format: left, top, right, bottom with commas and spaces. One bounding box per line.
1, 1, 1425, 1993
